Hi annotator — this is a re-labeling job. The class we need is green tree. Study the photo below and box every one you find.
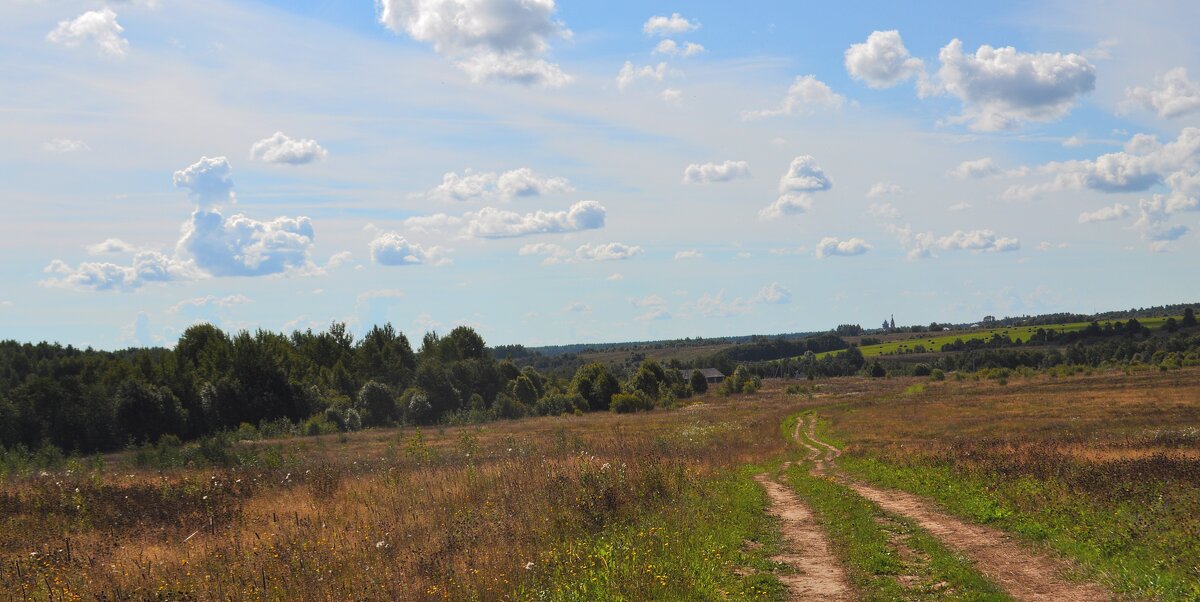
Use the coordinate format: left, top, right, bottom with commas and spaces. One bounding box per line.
570, 363, 621, 410
357, 381, 395, 427
1183, 308, 1197, 328
115, 380, 186, 444
689, 369, 708, 394
513, 374, 539, 406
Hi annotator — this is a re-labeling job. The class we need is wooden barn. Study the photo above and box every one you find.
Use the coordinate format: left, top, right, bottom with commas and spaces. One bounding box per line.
679, 368, 725, 384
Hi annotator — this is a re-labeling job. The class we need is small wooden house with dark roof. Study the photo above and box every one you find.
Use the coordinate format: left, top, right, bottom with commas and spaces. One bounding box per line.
679, 368, 725, 384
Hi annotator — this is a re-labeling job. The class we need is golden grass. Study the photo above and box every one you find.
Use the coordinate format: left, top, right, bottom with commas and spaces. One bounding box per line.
0, 392, 813, 601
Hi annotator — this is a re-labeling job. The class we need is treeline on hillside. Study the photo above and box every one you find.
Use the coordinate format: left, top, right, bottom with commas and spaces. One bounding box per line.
752, 312, 1200, 378
0, 323, 757, 455
687, 333, 849, 374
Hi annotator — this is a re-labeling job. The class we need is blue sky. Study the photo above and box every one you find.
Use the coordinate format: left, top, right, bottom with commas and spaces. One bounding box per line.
2, 0, 1199, 349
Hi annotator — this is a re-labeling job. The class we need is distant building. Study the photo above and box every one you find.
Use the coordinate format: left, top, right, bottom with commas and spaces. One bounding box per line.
680, 368, 726, 384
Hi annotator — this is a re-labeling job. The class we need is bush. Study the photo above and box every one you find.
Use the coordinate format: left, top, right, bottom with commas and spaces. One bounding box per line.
611, 391, 654, 414
930, 368, 946, 381
718, 365, 760, 396
689, 370, 709, 395
868, 362, 886, 378
913, 363, 932, 377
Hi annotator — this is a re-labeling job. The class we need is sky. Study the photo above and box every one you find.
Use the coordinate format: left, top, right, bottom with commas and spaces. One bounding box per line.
2, 0, 1199, 350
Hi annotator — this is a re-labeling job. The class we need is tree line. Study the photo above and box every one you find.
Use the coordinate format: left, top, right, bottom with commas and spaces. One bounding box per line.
0, 323, 758, 455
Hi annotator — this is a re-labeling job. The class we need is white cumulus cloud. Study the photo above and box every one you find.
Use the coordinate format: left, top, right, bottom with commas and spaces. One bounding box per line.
1123, 68, 1200, 119
520, 241, 642, 264
250, 132, 328, 165
463, 200, 605, 238
87, 238, 134, 255
177, 210, 316, 277
422, 167, 573, 202
377, 0, 572, 87
42, 252, 194, 292
743, 75, 845, 119
643, 13, 698, 36
929, 39, 1095, 131
844, 30, 924, 88
47, 8, 129, 57
815, 237, 872, 258
779, 155, 832, 192
674, 250, 702, 260
1078, 203, 1131, 223
173, 156, 236, 209
949, 158, 1001, 179
616, 61, 667, 91
866, 182, 903, 197
653, 39, 704, 57
682, 160, 750, 184
370, 233, 450, 266
753, 282, 792, 304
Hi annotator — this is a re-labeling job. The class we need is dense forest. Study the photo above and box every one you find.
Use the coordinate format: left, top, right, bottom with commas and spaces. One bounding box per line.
2, 308, 1197, 457
0, 322, 739, 455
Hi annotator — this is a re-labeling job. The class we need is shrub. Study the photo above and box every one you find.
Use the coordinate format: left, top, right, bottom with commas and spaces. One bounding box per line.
868, 362, 887, 378
689, 370, 709, 394
611, 391, 654, 414
913, 363, 932, 377
930, 368, 946, 381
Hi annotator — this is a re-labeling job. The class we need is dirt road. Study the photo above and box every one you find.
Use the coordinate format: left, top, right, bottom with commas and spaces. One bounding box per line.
754, 419, 853, 600
797, 415, 1113, 602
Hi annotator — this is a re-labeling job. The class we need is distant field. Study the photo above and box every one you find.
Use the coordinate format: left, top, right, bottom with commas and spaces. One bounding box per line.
818, 316, 1177, 359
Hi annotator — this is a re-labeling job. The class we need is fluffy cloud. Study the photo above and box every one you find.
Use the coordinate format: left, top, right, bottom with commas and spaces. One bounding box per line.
691, 290, 752, 317
653, 39, 704, 57
423, 167, 573, 202
815, 237, 871, 258
779, 155, 832, 192
643, 13, 698, 36
42, 139, 90, 153
42, 252, 194, 292
866, 182, 902, 197
950, 158, 1001, 180
682, 160, 750, 184
758, 194, 813, 219
891, 225, 1019, 260
753, 282, 792, 304
460, 200, 605, 238
936, 230, 1020, 252
616, 61, 666, 91
1123, 68, 1200, 119
743, 75, 844, 119
406, 201, 604, 239
844, 30, 924, 88
173, 156, 235, 209
369, 232, 450, 266
250, 132, 328, 165
930, 39, 1095, 130
87, 238, 134, 255
758, 156, 831, 219
520, 241, 642, 264
47, 8, 129, 57
1078, 203, 1131, 223
1005, 128, 1200, 203
674, 250, 702, 260
177, 210, 316, 276
377, 0, 571, 87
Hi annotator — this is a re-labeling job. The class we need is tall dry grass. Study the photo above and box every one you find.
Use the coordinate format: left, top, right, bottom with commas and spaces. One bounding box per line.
0, 394, 803, 600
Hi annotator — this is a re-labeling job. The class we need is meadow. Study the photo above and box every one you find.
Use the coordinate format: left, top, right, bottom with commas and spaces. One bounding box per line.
817, 316, 1176, 359
820, 366, 1200, 599
0, 393, 805, 601
2, 365, 1197, 600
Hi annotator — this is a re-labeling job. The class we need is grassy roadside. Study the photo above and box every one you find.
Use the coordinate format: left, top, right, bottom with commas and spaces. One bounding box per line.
519, 465, 789, 601
783, 414, 1010, 601
839, 455, 1200, 600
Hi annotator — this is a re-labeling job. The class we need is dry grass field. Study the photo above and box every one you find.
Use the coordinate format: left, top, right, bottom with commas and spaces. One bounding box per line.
0, 392, 813, 601
3, 367, 1197, 600
821, 367, 1200, 599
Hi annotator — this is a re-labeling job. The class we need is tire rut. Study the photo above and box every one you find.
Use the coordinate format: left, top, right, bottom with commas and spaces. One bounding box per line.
797, 415, 1114, 602
754, 420, 853, 600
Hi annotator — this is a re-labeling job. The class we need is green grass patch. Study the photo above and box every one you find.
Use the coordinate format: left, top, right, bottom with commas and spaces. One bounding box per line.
782, 463, 1008, 601
815, 316, 1178, 359
839, 455, 1200, 601
521, 467, 789, 601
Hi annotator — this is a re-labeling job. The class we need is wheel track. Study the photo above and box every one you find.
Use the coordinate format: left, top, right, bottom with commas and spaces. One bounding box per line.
796, 414, 1114, 602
